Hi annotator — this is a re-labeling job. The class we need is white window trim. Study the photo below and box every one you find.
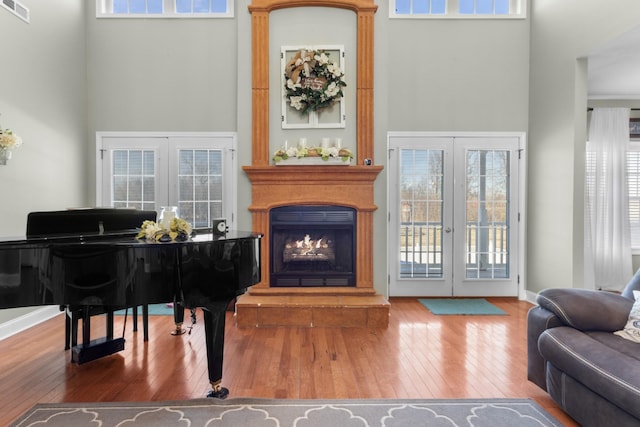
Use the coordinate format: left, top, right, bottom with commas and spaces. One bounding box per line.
95, 131, 238, 230
389, 0, 527, 19
96, 0, 234, 18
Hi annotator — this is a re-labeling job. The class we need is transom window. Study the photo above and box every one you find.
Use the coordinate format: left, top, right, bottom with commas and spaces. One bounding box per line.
391, 0, 526, 18
96, 0, 233, 18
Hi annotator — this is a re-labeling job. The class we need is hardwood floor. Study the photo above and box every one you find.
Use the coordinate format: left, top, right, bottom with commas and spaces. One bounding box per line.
0, 297, 579, 426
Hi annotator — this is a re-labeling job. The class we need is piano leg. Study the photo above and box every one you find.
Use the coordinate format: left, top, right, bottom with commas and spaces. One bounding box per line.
171, 298, 186, 336
202, 301, 230, 399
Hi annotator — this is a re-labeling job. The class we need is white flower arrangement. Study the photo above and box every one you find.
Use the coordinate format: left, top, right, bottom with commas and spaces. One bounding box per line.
272, 145, 353, 163
136, 218, 193, 242
283, 49, 346, 115
0, 128, 22, 151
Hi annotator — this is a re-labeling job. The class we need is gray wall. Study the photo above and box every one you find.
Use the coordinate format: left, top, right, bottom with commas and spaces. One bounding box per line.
0, 2, 87, 323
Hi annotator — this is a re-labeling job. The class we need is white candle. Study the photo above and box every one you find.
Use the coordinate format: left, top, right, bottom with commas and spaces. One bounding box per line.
299, 138, 307, 148
321, 138, 330, 149
335, 138, 342, 149
284, 140, 289, 150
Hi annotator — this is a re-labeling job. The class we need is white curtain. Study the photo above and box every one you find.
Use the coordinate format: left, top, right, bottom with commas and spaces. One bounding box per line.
584, 107, 633, 291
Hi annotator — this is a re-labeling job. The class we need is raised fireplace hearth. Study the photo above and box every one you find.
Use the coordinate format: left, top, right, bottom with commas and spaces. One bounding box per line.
270, 205, 356, 287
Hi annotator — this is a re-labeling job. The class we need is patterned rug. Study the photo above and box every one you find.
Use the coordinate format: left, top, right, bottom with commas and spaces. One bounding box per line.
418, 298, 507, 315
11, 398, 562, 426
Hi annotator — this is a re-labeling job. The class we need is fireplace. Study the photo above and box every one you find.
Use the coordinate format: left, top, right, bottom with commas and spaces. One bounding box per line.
270, 206, 356, 287
238, 0, 387, 328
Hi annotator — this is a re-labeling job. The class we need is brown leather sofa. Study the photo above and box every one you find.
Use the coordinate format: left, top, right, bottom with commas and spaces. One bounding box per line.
527, 274, 640, 427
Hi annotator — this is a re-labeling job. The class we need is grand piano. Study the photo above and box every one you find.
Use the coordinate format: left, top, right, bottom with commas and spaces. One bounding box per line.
0, 222, 262, 399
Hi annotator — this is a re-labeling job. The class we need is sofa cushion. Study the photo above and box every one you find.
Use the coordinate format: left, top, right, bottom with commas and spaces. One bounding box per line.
615, 290, 640, 343
537, 288, 632, 331
622, 268, 640, 300
539, 327, 640, 420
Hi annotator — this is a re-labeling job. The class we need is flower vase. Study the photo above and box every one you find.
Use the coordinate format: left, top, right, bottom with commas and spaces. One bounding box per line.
0, 149, 12, 166
159, 206, 178, 229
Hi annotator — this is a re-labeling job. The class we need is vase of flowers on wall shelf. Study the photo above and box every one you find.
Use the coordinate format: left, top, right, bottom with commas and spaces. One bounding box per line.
0, 119, 23, 166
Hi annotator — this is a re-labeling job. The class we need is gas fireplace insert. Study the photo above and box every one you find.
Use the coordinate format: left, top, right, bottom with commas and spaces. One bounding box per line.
270, 205, 356, 287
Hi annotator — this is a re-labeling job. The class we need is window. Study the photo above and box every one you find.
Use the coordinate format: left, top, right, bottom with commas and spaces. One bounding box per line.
96, 0, 233, 18
1, 0, 30, 23
96, 132, 237, 229
587, 140, 640, 252
628, 141, 640, 251
390, 0, 526, 18
394, 0, 446, 15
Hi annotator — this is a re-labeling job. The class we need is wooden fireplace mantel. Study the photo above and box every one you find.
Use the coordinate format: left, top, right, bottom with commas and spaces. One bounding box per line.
243, 164, 382, 293
238, 0, 389, 328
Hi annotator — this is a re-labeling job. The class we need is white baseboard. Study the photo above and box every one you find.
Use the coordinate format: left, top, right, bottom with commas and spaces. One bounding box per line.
524, 290, 538, 305
0, 306, 62, 341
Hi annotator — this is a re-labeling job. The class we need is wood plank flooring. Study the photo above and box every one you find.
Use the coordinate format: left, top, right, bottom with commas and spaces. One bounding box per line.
0, 298, 579, 426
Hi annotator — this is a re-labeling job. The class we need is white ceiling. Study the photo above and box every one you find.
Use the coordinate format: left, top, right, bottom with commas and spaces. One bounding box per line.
588, 25, 640, 99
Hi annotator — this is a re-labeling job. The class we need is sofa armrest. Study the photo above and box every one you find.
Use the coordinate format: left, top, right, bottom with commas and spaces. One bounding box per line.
527, 305, 563, 390
537, 288, 632, 332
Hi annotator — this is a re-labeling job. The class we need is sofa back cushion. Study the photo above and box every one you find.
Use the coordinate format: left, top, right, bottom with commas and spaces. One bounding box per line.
623, 269, 640, 300
615, 290, 640, 343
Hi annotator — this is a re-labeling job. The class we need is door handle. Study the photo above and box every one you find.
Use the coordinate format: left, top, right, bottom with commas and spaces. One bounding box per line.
445, 227, 452, 233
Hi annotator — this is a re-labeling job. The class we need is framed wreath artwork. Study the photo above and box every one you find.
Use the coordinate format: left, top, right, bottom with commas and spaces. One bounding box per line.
281, 45, 346, 129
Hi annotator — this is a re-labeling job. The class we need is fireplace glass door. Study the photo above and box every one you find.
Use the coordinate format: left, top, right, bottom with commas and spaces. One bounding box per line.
270, 206, 356, 287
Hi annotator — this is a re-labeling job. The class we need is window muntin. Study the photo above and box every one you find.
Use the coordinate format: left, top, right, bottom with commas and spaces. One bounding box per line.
391, 0, 525, 18
395, 0, 445, 15
178, 149, 224, 227
176, 0, 227, 14
112, 149, 157, 211
459, 0, 509, 15
97, 0, 233, 17
113, 0, 163, 14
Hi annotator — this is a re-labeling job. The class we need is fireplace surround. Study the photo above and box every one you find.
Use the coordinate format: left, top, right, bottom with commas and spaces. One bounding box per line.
236, 0, 388, 328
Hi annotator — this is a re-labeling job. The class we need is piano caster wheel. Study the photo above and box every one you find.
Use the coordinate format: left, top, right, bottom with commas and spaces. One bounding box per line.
171, 327, 186, 336
207, 386, 229, 399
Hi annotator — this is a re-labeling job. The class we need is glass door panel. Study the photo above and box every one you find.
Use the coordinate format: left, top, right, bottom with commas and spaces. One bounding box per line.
464, 149, 510, 279
389, 136, 454, 297
453, 137, 520, 296
400, 148, 444, 279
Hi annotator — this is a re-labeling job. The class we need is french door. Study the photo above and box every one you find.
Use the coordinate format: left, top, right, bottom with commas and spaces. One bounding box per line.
388, 133, 525, 297
95, 132, 237, 229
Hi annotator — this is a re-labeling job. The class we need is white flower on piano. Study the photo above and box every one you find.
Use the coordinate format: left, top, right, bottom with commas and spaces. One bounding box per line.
137, 218, 193, 242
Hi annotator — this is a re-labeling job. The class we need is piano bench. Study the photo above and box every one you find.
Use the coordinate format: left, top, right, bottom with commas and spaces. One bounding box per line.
64, 305, 149, 352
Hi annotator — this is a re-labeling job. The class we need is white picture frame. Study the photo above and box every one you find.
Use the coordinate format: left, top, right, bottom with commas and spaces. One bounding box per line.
281, 45, 346, 129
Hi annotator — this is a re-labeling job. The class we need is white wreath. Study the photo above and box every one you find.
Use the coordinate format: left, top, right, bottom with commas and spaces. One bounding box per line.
284, 49, 346, 115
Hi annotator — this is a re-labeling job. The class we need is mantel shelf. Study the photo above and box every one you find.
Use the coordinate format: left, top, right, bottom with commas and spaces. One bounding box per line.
243, 164, 383, 184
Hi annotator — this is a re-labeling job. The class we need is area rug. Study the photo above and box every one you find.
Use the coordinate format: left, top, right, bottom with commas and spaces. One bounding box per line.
114, 303, 175, 316
418, 298, 506, 315
11, 398, 562, 426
